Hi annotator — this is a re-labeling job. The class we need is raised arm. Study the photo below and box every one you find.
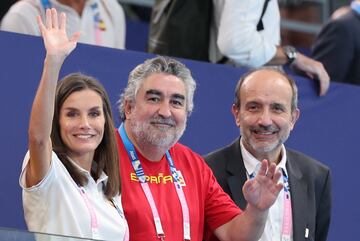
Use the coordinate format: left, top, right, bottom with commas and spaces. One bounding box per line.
214, 160, 283, 241
290, 52, 330, 96
271, 47, 330, 96
27, 8, 80, 187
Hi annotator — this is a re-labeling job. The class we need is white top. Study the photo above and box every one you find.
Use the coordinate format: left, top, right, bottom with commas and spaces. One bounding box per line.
20, 151, 128, 241
240, 138, 293, 241
0, 0, 126, 49
210, 0, 280, 67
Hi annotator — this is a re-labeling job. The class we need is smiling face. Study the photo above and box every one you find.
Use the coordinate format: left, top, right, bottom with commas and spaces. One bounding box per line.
233, 69, 299, 162
125, 73, 187, 149
59, 89, 105, 162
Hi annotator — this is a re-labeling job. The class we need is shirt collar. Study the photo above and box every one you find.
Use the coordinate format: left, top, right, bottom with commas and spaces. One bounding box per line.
67, 157, 109, 184
240, 137, 288, 177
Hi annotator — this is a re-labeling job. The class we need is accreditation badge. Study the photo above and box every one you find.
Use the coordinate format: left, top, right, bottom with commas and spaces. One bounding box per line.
176, 170, 186, 186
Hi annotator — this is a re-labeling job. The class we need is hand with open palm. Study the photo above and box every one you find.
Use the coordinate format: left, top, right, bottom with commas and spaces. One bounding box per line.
243, 159, 283, 211
37, 8, 81, 59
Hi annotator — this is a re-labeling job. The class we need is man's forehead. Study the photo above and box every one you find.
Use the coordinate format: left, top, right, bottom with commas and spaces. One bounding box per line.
244, 69, 289, 86
240, 71, 292, 106
244, 97, 288, 107
242, 71, 291, 94
138, 73, 186, 97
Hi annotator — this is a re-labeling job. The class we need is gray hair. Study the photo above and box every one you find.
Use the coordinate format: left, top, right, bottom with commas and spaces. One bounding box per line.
233, 67, 298, 112
118, 56, 196, 121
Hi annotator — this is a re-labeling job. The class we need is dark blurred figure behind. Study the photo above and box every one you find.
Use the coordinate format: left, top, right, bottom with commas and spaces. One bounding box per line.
312, 0, 360, 85
0, 0, 17, 21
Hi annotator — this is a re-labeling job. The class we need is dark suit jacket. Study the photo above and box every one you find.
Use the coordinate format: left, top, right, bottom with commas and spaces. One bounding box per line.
204, 138, 331, 241
312, 10, 360, 85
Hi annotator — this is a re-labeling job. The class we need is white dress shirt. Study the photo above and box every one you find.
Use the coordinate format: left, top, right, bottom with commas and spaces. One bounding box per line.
20, 151, 128, 240
1, 0, 126, 49
240, 138, 293, 241
210, 0, 280, 67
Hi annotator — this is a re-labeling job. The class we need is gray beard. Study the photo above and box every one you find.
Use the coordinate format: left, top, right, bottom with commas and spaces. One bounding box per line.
241, 126, 290, 155
129, 118, 186, 149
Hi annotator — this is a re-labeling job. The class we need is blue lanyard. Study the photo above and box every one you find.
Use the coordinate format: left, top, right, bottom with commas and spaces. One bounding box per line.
281, 168, 290, 193
119, 123, 179, 183
248, 166, 290, 193
118, 123, 190, 240
351, 1, 360, 14
41, 0, 51, 9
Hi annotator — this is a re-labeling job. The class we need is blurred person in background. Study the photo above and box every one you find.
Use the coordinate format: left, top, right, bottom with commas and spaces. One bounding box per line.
0, 0, 16, 20
1, 0, 126, 49
312, 0, 360, 85
210, 0, 330, 96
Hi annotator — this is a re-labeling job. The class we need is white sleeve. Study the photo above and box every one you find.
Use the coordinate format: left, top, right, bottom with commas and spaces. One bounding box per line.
217, 0, 277, 68
19, 151, 58, 192
106, 0, 126, 49
0, 1, 41, 36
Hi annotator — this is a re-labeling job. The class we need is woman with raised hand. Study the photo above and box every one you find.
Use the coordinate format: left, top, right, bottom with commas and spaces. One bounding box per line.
20, 8, 128, 240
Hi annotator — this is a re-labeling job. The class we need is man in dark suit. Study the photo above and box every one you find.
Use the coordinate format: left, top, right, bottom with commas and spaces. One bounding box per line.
205, 68, 332, 241
312, 0, 360, 85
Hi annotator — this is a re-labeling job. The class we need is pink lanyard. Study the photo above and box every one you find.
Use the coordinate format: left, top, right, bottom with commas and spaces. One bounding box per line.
79, 187, 100, 239
249, 168, 293, 240
119, 124, 191, 241
79, 187, 129, 241
281, 169, 292, 241
90, 2, 104, 45
136, 161, 190, 241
